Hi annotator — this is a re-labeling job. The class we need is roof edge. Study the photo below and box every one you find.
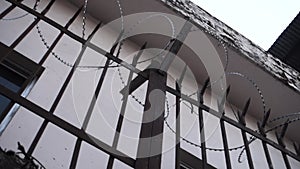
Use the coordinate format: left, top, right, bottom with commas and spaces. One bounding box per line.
160, 0, 300, 93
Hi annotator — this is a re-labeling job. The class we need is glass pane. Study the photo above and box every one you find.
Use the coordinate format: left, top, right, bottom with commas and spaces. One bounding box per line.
0, 75, 21, 92
0, 64, 26, 91
0, 95, 11, 114
0, 65, 26, 115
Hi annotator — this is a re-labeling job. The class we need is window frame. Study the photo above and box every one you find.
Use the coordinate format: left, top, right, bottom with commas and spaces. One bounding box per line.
0, 42, 44, 135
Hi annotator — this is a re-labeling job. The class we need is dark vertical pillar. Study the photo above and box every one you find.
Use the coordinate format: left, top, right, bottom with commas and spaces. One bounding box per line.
220, 118, 232, 169
261, 141, 274, 169
276, 121, 291, 169
198, 107, 207, 169
241, 130, 254, 169
258, 110, 274, 169
175, 83, 181, 169
197, 79, 210, 169
238, 99, 254, 169
135, 68, 167, 169
217, 87, 232, 169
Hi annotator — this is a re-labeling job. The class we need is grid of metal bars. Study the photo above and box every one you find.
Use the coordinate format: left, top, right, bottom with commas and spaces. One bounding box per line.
0, 0, 300, 169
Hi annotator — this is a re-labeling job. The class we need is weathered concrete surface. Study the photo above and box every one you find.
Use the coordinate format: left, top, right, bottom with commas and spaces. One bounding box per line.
161, 0, 300, 93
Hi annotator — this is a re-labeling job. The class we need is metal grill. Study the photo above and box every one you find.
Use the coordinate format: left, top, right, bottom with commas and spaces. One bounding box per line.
0, 0, 299, 169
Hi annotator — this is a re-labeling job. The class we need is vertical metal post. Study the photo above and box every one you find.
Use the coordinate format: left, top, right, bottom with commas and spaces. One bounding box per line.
218, 86, 232, 169
135, 20, 192, 169
198, 106, 207, 169
220, 119, 232, 169
258, 109, 274, 169
238, 99, 254, 169
135, 68, 167, 169
276, 120, 291, 169
278, 142, 291, 169
241, 130, 254, 169
197, 79, 210, 169
261, 142, 274, 169
175, 82, 181, 169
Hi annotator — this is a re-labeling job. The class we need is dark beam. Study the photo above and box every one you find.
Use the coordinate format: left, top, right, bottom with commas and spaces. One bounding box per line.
175, 83, 181, 169
197, 78, 210, 169
220, 118, 232, 169
135, 69, 167, 169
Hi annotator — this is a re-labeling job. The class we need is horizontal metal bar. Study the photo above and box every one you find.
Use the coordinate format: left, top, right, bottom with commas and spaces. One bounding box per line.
0, 84, 135, 167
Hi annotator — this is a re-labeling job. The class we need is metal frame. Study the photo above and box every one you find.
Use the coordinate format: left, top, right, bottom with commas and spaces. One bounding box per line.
1, 0, 300, 169
0, 41, 44, 133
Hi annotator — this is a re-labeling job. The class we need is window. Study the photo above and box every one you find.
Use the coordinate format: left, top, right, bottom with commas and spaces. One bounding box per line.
0, 42, 43, 135
0, 64, 26, 113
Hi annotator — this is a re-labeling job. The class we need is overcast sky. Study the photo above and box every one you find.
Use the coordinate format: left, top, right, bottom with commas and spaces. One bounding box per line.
192, 0, 300, 50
